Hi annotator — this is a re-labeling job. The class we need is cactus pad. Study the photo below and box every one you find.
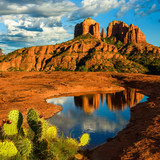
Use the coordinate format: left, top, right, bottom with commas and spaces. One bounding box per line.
0, 140, 18, 158
8, 110, 23, 129
78, 133, 90, 147
66, 138, 78, 147
46, 125, 57, 140
27, 109, 39, 123
36, 139, 50, 159
36, 119, 47, 140
27, 109, 39, 133
3, 122, 18, 136
16, 138, 32, 157
19, 127, 27, 137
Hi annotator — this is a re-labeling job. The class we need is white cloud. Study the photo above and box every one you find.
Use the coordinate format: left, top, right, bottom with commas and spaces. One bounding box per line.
0, 0, 77, 53
47, 97, 68, 106
48, 108, 128, 134
0, 15, 73, 53
69, 0, 125, 20
148, 4, 157, 13
117, 0, 138, 17
0, 0, 77, 17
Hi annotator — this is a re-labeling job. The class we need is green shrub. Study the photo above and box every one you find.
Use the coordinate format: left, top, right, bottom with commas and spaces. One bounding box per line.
7, 67, 19, 72
79, 65, 88, 72
102, 37, 124, 49
127, 52, 160, 75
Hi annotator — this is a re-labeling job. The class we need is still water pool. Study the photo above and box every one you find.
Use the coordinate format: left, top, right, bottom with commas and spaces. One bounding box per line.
47, 88, 148, 149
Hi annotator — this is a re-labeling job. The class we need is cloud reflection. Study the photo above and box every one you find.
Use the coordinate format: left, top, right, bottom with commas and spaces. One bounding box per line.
48, 108, 128, 134
46, 97, 68, 106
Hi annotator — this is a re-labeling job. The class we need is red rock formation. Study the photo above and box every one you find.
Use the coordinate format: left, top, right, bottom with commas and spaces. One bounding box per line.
0, 20, 159, 73
101, 27, 106, 38
0, 49, 4, 56
107, 21, 128, 42
93, 23, 100, 39
124, 24, 146, 44
107, 21, 146, 44
74, 18, 100, 39
120, 42, 160, 55
0, 38, 119, 71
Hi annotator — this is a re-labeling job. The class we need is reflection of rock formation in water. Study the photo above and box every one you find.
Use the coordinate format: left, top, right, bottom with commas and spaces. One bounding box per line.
74, 94, 100, 114
74, 88, 144, 113
101, 94, 105, 105
106, 88, 144, 111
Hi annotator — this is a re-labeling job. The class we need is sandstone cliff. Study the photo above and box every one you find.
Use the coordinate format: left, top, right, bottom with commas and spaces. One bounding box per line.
0, 34, 121, 72
0, 33, 148, 73
107, 21, 146, 44
0, 49, 4, 56
74, 18, 100, 39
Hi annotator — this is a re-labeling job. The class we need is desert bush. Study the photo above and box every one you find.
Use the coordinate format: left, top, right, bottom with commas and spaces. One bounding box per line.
79, 65, 88, 72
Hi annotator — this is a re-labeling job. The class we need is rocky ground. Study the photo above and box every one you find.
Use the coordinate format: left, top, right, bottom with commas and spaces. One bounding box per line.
0, 71, 160, 159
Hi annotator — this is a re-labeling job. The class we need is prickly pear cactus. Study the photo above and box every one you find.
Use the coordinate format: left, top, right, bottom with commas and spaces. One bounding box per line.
46, 125, 57, 140
35, 119, 47, 141
3, 122, 18, 136
78, 133, 90, 147
40, 118, 48, 132
15, 138, 32, 157
8, 110, 23, 129
37, 139, 50, 159
19, 127, 27, 137
27, 109, 48, 141
27, 109, 39, 122
27, 109, 39, 133
39, 139, 49, 151
66, 138, 78, 147
0, 140, 18, 158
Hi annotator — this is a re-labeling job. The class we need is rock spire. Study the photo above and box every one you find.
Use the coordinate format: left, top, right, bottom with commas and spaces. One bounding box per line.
107, 20, 146, 44
101, 27, 106, 38
74, 18, 100, 39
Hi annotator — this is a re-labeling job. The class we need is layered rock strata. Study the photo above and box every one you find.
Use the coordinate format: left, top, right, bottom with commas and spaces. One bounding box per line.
0, 38, 118, 71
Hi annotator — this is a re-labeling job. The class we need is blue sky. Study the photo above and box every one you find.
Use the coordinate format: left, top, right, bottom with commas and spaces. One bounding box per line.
0, 0, 159, 54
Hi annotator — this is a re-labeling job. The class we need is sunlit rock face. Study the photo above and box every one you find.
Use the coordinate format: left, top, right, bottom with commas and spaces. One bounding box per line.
101, 27, 106, 39
74, 88, 144, 113
107, 21, 146, 44
74, 18, 100, 39
0, 49, 3, 56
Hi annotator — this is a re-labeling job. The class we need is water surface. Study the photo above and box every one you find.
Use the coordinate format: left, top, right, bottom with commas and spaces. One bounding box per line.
47, 88, 148, 149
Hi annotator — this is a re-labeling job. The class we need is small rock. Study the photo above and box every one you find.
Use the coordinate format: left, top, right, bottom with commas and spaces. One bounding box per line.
75, 153, 83, 160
